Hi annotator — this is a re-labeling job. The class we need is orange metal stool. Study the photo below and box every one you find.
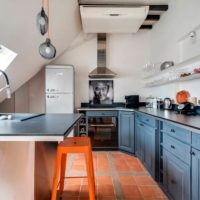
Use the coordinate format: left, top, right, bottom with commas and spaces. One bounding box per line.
51, 137, 95, 200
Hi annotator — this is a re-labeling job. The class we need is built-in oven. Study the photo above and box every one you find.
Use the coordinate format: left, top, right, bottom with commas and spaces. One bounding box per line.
87, 111, 118, 149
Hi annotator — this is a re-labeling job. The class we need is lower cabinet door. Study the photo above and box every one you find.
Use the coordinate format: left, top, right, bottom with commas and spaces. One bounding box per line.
144, 124, 155, 178
135, 121, 144, 161
163, 149, 190, 200
119, 111, 134, 153
192, 148, 200, 200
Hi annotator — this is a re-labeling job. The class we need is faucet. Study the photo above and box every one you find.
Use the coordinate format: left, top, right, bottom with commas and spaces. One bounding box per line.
0, 69, 11, 98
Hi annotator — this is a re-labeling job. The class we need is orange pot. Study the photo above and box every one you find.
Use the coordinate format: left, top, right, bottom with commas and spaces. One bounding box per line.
176, 90, 190, 104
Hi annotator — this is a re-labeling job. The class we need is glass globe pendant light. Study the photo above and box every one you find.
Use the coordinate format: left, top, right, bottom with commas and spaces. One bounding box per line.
39, 0, 56, 59
36, 0, 48, 35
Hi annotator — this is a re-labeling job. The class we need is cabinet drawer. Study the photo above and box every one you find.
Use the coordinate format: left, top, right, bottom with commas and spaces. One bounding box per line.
192, 132, 200, 150
162, 122, 191, 144
163, 133, 191, 165
86, 111, 118, 117
135, 113, 156, 127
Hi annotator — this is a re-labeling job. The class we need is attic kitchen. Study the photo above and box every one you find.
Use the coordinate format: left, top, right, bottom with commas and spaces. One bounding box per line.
0, 0, 200, 200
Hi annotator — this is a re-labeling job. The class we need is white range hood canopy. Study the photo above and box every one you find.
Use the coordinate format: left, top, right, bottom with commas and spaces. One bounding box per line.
80, 5, 149, 33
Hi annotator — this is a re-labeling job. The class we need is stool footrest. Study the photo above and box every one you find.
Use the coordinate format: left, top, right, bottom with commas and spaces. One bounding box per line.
63, 176, 88, 179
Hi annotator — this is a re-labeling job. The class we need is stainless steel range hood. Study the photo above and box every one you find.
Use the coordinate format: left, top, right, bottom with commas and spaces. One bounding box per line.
89, 33, 117, 78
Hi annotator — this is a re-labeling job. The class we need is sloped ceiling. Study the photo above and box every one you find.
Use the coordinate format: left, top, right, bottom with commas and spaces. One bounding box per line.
0, 0, 81, 102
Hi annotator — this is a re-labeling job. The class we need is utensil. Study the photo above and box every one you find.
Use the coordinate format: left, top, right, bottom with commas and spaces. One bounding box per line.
39, 38, 56, 59
39, 0, 56, 59
36, 0, 48, 35
160, 61, 174, 71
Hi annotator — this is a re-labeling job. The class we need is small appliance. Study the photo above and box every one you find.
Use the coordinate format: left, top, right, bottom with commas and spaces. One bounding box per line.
163, 98, 173, 110
125, 95, 139, 108
174, 102, 196, 115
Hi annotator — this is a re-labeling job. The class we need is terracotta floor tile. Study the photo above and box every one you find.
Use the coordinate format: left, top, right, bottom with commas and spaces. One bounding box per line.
58, 151, 168, 200
122, 185, 143, 198
129, 163, 146, 172
119, 176, 136, 185
97, 153, 110, 172
98, 185, 115, 197
139, 186, 164, 198
97, 176, 113, 185
134, 176, 156, 186
98, 197, 116, 200
63, 185, 81, 197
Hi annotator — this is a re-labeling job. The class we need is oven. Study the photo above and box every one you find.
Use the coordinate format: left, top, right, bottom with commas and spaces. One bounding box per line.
87, 111, 118, 149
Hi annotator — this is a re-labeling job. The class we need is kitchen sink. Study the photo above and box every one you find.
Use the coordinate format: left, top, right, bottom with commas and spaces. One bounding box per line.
0, 113, 44, 121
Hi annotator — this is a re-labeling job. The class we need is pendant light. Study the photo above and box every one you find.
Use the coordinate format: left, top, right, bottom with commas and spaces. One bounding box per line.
39, 0, 56, 59
36, 0, 48, 35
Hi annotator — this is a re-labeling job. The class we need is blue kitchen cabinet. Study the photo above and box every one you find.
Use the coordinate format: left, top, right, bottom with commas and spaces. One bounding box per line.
118, 111, 134, 153
163, 149, 190, 200
135, 113, 157, 178
192, 148, 200, 200
135, 120, 144, 161
143, 123, 156, 178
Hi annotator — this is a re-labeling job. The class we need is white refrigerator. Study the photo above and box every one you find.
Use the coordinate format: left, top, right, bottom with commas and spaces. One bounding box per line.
45, 65, 74, 114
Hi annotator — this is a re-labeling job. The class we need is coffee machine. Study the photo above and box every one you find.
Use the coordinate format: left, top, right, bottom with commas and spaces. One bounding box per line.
125, 95, 139, 108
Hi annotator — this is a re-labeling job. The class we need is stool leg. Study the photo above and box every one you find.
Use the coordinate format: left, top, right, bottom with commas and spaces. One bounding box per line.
89, 148, 95, 189
85, 153, 95, 200
59, 154, 67, 196
51, 150, 62, 200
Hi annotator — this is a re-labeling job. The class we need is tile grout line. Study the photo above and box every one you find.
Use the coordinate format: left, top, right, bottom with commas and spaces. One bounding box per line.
107, 151, 126, 200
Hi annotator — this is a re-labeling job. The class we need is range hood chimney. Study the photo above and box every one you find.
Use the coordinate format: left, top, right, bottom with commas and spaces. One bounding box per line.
89, 33, 117, 78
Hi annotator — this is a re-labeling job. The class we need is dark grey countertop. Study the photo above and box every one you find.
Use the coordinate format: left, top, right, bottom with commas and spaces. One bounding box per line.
135, 107, 200, 131
0, 113, 82, 137
77, 107, 200, 131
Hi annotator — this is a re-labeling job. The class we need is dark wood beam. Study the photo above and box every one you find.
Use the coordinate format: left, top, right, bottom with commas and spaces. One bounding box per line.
149, 5, 168, 11
146, 15, 160, 21
140, 25, 152, 29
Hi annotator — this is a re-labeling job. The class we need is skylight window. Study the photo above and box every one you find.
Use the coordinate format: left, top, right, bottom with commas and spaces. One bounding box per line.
0, 45, 17, 71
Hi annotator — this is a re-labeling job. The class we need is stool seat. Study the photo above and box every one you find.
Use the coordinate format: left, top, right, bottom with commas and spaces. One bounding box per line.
59, 136, 91, 147
51, 137, 95, 200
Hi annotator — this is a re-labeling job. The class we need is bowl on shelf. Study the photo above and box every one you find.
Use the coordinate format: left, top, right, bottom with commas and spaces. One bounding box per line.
160, 61, 174, 71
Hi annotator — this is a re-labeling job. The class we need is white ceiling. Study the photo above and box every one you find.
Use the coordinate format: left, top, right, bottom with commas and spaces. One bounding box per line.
79, 0, 170, 5
0, 0, 82, 102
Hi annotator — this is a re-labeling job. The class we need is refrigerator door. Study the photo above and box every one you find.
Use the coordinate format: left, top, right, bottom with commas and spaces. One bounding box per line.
45, 67, 74, 93
46, 93, 74, 113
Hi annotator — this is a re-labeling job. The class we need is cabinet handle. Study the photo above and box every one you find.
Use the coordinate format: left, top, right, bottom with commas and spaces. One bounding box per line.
171, 129, 175, 133
191, 151, 196, 156
140, 123, 144, 127
170, 145, 175, 149
171, 180, 176, 184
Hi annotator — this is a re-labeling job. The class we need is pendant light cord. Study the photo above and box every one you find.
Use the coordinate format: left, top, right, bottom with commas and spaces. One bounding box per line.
41, 0, 44, 7
47, 0, 50, 39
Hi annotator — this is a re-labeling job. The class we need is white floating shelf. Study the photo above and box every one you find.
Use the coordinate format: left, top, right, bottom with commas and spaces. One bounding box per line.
145, 73, 200, 88
143, 54, 200, 80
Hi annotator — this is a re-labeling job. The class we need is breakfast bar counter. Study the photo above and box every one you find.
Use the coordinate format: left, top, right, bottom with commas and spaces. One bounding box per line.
0, 113, 82, 200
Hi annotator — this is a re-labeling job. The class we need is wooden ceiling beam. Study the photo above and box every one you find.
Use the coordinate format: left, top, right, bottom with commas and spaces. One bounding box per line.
146, 15, 160, 21
140, 25, 153, 29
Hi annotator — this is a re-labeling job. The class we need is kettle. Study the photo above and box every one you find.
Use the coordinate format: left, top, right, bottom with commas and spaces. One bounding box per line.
163, 98, 172, 110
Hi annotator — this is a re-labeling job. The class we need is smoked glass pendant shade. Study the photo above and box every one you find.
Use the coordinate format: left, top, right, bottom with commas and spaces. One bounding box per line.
39, 38, 56, 59
37, 7, 48, 35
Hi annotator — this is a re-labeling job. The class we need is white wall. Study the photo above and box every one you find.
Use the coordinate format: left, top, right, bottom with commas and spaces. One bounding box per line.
147, 0, 200, 101
0, 0, 81, 103
53, 31, 151, 107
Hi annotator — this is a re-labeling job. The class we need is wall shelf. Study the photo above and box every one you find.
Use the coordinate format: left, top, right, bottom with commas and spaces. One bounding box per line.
145, 73, 200, 87
143, 54, 200, 87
